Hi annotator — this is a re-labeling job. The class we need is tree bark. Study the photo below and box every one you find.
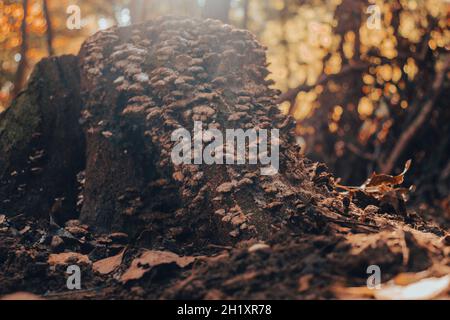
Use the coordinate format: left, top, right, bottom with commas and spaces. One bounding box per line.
0, 55, 85, 223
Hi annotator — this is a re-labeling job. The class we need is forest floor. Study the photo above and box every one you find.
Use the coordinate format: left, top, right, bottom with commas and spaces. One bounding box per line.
1, 198, 449, 300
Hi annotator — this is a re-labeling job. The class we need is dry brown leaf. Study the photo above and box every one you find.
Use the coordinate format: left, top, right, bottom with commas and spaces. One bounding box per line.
48, 252, 91, 266
364, 159, 412, 189
338, 159, 412, 192
248, 243, 270, 253
93, 249, 126, 275
334, 274, 450, 300
335, 160, 414, 210
298, 274, 314, 292
120, 250, 195, 283
374, 275, 450, 300
1, 292, 44, 300
393, 270, 431, 286
0, 215, 6, 224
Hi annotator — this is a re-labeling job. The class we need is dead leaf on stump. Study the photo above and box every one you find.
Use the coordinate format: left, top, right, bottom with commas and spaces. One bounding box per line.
93, 249, 126, 275
120, 250, 195, 283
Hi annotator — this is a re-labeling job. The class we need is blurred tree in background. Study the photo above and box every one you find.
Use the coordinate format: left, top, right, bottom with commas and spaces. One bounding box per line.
0, 0, 448, 218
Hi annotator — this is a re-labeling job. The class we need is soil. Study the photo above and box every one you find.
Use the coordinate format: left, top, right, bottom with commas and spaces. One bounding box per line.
0, 210, 448, 299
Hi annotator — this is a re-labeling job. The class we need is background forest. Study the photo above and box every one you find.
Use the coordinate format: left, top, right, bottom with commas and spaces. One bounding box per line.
0, 0, 449, 224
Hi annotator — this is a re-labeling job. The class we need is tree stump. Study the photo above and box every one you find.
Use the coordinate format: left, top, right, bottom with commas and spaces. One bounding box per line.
76, 17, 350, 248
0, 17, 405, 250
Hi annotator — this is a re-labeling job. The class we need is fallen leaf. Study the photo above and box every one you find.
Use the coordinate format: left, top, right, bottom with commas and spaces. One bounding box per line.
298, 274, 314, 292
335, 160, 414, 212
48, 252, 91, 266
365, 160, 411, 188
392, 270, 431, 286
334, 274, 450, 300
248, 243, 270, 253
120, 250, 195, 283
1, 292, 44, 300
93, 249, 126, 275
374, 275, 450, 300
19, 226, 31, 234
65, 226, 88, 236
0, 215, 5, 224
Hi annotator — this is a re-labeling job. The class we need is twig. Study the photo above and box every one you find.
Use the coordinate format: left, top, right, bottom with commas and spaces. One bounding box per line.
326, 217, 380, 232
43, 286, 107, 298
206, 244, 232, 250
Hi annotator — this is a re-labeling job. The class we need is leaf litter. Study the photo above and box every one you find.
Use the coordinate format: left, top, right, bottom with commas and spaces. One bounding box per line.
120, 250, 196, 283
93, 248, 126, 275
0, 166, 448, 300
336, 159, 414, 203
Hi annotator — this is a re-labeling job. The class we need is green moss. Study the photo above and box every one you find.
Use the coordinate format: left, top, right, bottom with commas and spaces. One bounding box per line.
0, 94, 40, 149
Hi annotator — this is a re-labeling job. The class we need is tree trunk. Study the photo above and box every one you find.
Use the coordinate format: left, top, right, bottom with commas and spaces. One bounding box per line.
42, 0, 54, 56
203, 0, 231, 23
0, 55, 85, 223
242, 0, 250, 29
12, 0, 29, 97
130, 0, 145, 24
